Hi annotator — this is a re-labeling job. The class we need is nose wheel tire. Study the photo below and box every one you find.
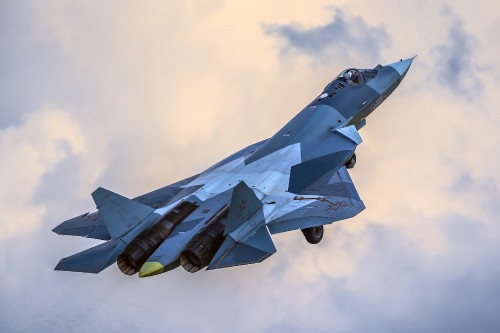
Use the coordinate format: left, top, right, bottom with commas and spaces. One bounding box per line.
345, 153, 356, 169
301, 225, 324, 244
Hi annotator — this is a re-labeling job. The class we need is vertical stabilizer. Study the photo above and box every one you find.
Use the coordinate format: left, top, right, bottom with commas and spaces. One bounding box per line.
92, 187, 155, 239
224, 181, 263, 235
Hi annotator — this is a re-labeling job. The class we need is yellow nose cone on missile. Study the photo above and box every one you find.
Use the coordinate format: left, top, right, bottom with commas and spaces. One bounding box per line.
139, 262, 164, 278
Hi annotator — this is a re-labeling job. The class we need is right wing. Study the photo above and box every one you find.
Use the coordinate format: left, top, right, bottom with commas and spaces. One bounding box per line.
267, 166, 365, 234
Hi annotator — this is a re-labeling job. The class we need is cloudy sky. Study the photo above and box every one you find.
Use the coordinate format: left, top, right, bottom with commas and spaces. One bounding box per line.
1, 1, 500, 332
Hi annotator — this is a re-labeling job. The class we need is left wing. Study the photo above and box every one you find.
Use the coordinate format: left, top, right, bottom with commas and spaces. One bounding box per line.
267, 166, 365, 234
52, 174, 201, 240
53, 139, 269, 240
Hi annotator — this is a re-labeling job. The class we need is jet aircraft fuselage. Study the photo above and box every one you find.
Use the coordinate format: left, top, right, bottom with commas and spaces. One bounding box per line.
53, 57, 414, 277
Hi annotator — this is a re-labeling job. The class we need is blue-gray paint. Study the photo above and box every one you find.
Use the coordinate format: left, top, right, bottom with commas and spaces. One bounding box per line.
53, 57, 413, 276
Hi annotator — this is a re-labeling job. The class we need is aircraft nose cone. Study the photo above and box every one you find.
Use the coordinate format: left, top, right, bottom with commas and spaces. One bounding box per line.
387, 57, 415, 76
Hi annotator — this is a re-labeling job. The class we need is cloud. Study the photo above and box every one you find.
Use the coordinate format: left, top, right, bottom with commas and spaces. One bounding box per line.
263, 9, 390, 64
2, 1, 500, 332
0, 107, 90, 241
433, 7, 483, 99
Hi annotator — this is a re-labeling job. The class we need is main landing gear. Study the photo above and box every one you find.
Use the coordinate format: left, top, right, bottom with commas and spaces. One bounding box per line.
300, 153, 356, 244
345, 152, 356, 169
301, 226, 324, 244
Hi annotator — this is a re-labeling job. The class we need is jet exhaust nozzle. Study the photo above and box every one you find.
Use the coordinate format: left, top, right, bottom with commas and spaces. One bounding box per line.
117, 201, 198, 275
180, 205, 229, 273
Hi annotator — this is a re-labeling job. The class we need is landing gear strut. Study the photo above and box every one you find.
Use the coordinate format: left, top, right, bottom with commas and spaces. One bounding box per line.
301, 225, 324, 244
345, 153, 356, 169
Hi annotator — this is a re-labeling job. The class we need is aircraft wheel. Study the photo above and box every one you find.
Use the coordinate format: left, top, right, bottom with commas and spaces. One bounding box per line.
345, 153, 356, 169
301, 225, 324, 244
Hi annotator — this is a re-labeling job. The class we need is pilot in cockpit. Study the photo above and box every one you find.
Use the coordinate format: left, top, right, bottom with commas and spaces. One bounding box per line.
343, 69, 362, 85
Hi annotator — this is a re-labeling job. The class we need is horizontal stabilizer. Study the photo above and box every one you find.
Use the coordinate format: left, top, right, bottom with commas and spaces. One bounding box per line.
224, 181, 263, 235
207, 225, 276, 270
54, 239, 127, 273
52, 212, 111, 240
92, 187, 155, 239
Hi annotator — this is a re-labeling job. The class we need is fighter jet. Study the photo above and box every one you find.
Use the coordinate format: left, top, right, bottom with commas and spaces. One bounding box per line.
53, 57, 414, 277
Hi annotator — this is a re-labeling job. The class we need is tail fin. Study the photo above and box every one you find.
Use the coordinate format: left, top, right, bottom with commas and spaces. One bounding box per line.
224, 181, 263, 235
92, 187, 155, 239
207, 225, 276, 270
54, 239, 127, 273
208, 182, 275, 270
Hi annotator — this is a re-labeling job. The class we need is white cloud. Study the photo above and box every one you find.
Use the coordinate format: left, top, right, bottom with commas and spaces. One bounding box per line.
0, 108, 90, 239
1, 0, 500, 332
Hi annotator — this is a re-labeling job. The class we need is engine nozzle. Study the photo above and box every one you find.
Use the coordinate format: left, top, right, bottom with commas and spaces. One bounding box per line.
180, 205, 228, 273
117, 201, 197, 275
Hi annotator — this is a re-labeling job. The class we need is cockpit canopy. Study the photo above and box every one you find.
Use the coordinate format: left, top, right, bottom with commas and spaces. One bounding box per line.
336, 69, 364, 85
320, 67, 380, 96
334, 68, 378, 85
335, 68, 379, 85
